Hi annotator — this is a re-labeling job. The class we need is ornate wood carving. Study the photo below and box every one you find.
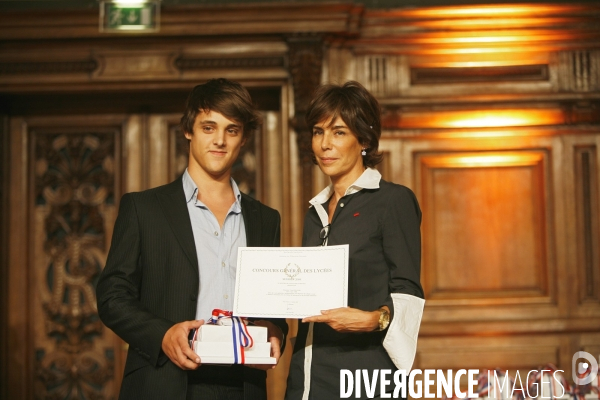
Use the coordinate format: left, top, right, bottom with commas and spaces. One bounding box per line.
288, 35, 323, 206
32, 131, 118, 399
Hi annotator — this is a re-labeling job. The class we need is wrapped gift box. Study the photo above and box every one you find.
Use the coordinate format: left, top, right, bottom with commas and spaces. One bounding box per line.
196, 324, 267, 343
192, 324, 275, 365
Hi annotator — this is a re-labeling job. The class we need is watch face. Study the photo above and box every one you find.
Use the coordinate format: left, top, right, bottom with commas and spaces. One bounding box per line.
379, 310, 390, 330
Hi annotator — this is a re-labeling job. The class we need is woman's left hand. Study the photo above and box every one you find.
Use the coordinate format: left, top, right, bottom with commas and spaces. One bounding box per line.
302, 307, 379, 333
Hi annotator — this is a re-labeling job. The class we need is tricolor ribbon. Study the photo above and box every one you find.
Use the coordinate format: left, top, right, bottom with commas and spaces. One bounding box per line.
208, 309, 233, 325
189, 309, 254, 364
231, 315, 254, 364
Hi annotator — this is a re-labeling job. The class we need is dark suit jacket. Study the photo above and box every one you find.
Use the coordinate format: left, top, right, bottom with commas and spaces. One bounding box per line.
96, 176, 287, 400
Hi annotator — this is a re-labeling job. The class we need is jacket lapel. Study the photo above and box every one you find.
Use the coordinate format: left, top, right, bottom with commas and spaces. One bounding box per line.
241, 194, 261, 247
156, 178, 199, 274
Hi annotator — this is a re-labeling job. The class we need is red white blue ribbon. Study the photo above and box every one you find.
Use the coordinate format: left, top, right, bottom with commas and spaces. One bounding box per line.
231, 316, 254, 364
208, 309, 233, 325
188, 309, 254, 364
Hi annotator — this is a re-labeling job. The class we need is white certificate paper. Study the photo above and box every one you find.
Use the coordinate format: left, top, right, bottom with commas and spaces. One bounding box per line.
233, 245, 348, 319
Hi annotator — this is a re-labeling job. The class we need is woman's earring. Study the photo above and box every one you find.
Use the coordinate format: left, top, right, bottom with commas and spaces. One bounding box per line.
361, 149, 367, 156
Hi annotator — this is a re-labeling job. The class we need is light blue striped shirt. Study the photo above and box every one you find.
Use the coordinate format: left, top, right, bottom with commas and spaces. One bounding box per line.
182, 169, 247, 322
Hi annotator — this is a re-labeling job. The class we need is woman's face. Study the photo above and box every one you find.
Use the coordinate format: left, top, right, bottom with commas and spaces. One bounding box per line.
312, 116, 364, 181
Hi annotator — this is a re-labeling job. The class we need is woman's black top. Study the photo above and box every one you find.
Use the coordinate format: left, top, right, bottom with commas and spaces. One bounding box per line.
285, 179, 424, 400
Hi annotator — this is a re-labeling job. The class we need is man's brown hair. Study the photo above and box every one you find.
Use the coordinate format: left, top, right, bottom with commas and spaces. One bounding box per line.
180, 78, 260, 140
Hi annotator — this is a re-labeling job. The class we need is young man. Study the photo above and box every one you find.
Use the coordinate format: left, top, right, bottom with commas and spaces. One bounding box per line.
96, 78, 287, 400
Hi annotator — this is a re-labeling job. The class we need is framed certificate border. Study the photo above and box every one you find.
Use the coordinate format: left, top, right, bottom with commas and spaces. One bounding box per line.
233, 245, 349, 319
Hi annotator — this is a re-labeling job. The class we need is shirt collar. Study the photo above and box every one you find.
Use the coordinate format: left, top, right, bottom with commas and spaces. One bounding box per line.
309, 167, 381, 206
182, 169, 243, 213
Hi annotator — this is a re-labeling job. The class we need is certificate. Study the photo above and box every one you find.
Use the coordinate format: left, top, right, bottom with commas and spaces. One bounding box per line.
233, 245, 348, 319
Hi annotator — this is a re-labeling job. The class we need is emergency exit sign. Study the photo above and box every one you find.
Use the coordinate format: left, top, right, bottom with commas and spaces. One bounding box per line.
100, 1, 160, 32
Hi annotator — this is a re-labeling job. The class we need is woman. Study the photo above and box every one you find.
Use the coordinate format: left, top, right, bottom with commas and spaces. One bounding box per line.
285, 81, 425, 400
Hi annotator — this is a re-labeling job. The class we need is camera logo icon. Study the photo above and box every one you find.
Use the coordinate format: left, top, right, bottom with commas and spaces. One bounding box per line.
572, 351, 599, 385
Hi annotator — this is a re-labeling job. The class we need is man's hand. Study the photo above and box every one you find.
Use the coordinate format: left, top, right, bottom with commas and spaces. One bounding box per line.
162, 319, 204, 370
302, 307, 380, 333
247, 319, 283, 370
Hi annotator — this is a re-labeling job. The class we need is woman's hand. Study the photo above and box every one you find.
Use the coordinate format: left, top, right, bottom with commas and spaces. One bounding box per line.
302, 307, 380, 333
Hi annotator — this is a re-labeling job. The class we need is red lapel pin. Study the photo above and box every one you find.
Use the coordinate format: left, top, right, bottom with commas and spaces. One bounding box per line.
353, 212, 360, 217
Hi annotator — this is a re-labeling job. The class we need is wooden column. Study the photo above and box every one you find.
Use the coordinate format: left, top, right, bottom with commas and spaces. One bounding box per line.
288, 35, 324, 208
0, 115, 8, 400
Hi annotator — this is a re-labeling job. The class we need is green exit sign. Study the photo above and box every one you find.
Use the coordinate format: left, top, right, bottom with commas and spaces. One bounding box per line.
100, 1, 159, 32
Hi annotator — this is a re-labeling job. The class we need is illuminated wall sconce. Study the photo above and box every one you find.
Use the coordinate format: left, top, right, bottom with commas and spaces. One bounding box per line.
99, 0, 160, 33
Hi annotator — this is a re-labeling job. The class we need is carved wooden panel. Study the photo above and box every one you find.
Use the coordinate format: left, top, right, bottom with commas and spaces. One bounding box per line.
29, 126, 121, 399
417, 151, 552, 304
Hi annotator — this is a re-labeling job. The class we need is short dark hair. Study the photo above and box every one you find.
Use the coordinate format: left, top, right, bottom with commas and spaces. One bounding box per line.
180, 78, 260, 140
305, 81, 383, 168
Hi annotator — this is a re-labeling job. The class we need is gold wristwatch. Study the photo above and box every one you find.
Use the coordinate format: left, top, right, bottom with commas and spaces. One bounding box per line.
377, 308, 390, 331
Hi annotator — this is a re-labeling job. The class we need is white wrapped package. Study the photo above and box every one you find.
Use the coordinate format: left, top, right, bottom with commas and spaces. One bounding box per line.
191, 324, 275, 365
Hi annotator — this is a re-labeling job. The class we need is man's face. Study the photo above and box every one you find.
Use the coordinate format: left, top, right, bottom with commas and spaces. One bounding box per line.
185, 109, 246, 180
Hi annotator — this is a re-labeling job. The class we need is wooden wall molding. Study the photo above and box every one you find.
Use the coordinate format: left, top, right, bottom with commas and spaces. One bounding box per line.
329, 51, 600, 102
174, 55, 285, 71
92, 51, 177, 80
0, 43, 290, 90
410, 64, 550, 85
0, 3, 363, 40
0, 60, 98, 75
